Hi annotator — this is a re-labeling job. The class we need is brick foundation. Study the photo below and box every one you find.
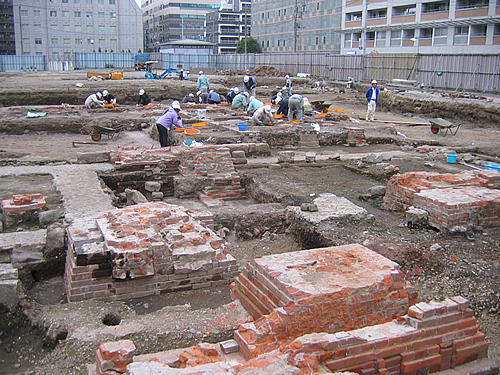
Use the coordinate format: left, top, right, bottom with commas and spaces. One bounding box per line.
64, 202, 238, 302
383, 171, 500, 231
1, 193, 46, 228
230, 244, 417, 360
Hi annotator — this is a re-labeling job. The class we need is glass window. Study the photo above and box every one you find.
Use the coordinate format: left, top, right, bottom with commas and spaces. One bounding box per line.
63, 11, 69, 17
98, 12, 104, 18
99, 38, 105, 44
199, 25, 204, 30
21, 24, 29, 31
35, 38, 42, 45
75, 11, 81, 17
403, 29, 415, 39
366, 32, 375, 41
87, 12, 92, 18
191, 24, 195, 30
75, 38, 83, 44
421, 28, 433, 39
109, 0, 116, 4
98, 0, 104, 4
110, 39, 117, 45
75, 25, 82, 31
434, 27, 448, 45
75, 0, 80, 3
87, 0, 92, 3
63, 25, 70, 31
20, 9, 28, 17
391, 30, 402, 46
98, 25, 105, 32
22, 37, 29, 45
376, 31, 386, 47
456, 0, 488, 9
63, 38, 70, 44
393, 5, 416, 17
495, 24, 500, 36
110, 12, 116, 18
346, 12, 362, 21
454, 26, 469, 45
315, 36, 319, 44
34, 24, 41, 31
87, 25, 93, 32
109, 25, 117, 32
471, 24, 487, 37
34, 10, 41, 17
422, 1, 449, 13
50, 11, 57, 17
51, 37, 58, 44
368, 9, 386, 19
51, 24, 58, 31
62, 0, 68, 3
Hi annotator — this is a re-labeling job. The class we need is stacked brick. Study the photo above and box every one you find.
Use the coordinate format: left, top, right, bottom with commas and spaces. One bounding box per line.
346, 127, 367, 146
96, 340, 135, 375
64, 202, 238, 302
283, 296, 488, 374
178, 147, 246, 203
1, 193, 47, 229
230, 244, 418, 360
383, 171, 500, 231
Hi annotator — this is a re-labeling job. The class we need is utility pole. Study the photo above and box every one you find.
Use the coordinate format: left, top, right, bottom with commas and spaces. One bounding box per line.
244, 5, 247, 69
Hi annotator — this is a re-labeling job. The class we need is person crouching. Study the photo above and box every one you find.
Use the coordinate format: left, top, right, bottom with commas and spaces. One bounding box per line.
253, 105, 275, 126
155, 101, 183, 148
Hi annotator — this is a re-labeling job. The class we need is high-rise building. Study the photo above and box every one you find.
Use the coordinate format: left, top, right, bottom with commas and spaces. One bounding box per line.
251, 0, 343, 53
342, 0, 500, 54
205, 0, 251, 54
0, 0, 15, 55
141, 0, 221, 52
13, 0, 143, 59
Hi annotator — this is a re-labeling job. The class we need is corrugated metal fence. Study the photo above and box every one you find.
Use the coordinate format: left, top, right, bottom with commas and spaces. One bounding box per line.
1, 53, 499, 93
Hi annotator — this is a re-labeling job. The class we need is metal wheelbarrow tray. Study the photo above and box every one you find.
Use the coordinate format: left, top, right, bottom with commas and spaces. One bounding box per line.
430, 118, 461, 137
90, 124, 127, 141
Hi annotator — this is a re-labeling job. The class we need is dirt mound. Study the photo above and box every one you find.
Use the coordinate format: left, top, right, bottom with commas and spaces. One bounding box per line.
214, 65, 288, 77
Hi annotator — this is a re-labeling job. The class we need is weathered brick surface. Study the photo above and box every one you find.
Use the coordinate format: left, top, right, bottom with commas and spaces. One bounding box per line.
231, 244, 417, 360
383, 171, 500, 231
64, 202, 237, 302
96, 340, 135, 375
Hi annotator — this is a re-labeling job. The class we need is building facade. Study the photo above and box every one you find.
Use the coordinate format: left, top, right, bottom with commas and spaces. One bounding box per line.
342, 0, 500, 54
251, 0, 343, 53
0, 0, 15, 55
205, 0, 251, 54
13, 0, 142, 59
141, 0, 220, 52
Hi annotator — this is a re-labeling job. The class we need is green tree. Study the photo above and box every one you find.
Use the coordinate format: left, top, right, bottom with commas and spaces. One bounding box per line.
236, 37, 262, 53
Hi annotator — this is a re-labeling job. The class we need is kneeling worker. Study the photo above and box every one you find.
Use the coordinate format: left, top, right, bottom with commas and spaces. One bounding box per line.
137, 89, 151, 106
102, 90, 116, 105
155, 101, 183, 148
253, 104, 275, 126
85, 92, 105, 109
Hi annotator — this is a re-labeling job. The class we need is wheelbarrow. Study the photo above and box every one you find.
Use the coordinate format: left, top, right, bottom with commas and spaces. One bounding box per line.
90, 124, 127, 141
430, 118, 460, 137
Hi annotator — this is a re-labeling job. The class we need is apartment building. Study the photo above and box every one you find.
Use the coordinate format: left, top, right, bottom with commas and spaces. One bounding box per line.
251, 0, 343, 53
13, 0, 142, 59
205, 0, 251, 54
342, 0, 500, 54
141, 0, 220, 52
0, 0, 15, 55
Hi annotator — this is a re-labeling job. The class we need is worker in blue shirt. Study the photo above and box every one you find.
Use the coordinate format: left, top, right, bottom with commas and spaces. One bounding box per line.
365, 80, 379, 121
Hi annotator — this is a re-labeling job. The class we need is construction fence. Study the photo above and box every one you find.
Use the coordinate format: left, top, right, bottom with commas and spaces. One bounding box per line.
1, 52, 499, 93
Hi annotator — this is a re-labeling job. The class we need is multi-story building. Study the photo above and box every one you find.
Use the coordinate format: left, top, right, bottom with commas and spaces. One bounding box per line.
205, 0, 251, 54
141, 0, 221, 52
341, 0, 500, 54
13, 0, 142, 59
0, 0, 15, 55
251, 0, 343, 53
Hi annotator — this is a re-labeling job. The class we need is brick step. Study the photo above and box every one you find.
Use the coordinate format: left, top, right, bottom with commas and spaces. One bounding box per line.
230, 286, 267, 320
234, 274, 276, 317
241, 264, 294, 307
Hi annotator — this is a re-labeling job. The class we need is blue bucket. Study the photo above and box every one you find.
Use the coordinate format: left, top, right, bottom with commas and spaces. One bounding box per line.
238, 123, 247, 131
485, 163, 500, 171
446, 154, 457, 164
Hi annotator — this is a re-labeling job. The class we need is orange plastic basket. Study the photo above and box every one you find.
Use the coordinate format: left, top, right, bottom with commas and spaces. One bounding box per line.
314, 113, 327, 118
288, 120, 300, 124
273, 114, 283, 119
184, 128, 201, 135
220, 101, 228, 105
327, 109, 334, 112
104, 103, 114, 108
335, 109, 344, 113
264, 103, 273, 107
175, 127, 185, 132
143, 104, 154, 108
192, 122, 207, 127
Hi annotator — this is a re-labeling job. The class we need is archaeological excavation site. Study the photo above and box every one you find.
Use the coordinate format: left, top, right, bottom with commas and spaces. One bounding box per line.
0, 69, 499, 375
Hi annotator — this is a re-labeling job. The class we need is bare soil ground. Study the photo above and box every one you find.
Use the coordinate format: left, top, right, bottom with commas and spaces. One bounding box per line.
0, 70, 499, 374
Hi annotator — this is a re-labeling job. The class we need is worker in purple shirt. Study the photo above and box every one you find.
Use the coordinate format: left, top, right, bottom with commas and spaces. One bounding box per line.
155, 101, 183, 148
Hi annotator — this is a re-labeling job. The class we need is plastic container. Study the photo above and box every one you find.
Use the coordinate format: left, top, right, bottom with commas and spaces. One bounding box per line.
447, 154, 457, 164
192, 122, 207, 127
175, 127, 185, 132
184, 128, 200, 135
238, 123, 247, 131
273, 114, 283, 119
183, 140, 194, 147
485, 163, 500, 171
335, 109, 344, 113
104, 103, 114, 108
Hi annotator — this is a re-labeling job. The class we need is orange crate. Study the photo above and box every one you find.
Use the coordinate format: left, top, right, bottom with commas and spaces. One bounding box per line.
192, 122, 207, 127
335, 109, 344, 113
185, 128, 201, 135
273, 114, 283, 119
288, 120, 300, 124
175, 127, 185, 132
314, 113, 327, 118
143, 104, 154, 108
104, 103, 114, 108
327, 109, 334, 112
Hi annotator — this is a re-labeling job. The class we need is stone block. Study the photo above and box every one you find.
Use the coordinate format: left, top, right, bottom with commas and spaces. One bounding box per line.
406, 207, 428, 226
220, 339, 239, 354
365, 153, 384, 163
0, 279, 21, 311
305, 152, 316, 163
278, 151, 295, 164
77, 151, 110, 164
368, 185, 386, 196
125, 189, 148, 205
232, 150, 246, 159
145, 181, 162, 192
151, 192, 164, 200
39, 209, 62, 227
97, 340, 135, 374
375, 162, 390, 170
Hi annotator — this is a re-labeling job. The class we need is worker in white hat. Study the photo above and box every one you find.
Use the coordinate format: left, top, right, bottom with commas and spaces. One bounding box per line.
181, 92, 196, 104
197, 70, 209, 94
243, 75, 257, 97
85, 92, 105, 109
253, 104, 275, 126
102, 90, 116, 105
155, 100, 183, 148
137, 89, 151, 106
365, 80, 379, 121
284, 74, 292, 98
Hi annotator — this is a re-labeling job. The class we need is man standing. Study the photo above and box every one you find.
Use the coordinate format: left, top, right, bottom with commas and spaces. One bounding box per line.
284, 74, 292, 98
155, 101, 183, 148
288, 93, 304, 122
365, 80, 379, 121
243, 75, 257, 97
197, 70, 209, 93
